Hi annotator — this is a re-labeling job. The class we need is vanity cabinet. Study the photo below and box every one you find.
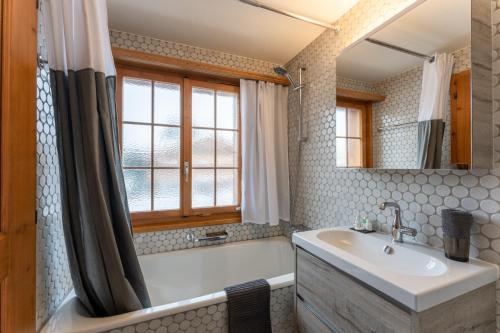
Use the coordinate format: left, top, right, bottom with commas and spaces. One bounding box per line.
295, 247, 496, 333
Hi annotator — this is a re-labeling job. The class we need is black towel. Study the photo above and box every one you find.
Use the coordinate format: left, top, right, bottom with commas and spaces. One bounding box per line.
224, 279, 272, 333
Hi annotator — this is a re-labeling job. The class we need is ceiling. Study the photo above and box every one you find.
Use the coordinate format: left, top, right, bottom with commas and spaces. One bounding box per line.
107, 0, 360, 64
337, 0, 471, 82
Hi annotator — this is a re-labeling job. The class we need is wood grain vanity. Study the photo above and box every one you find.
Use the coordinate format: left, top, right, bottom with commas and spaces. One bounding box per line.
295, 247, 496, 333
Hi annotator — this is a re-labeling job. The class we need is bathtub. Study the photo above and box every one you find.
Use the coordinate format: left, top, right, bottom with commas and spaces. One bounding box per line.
42, 236, 295, 333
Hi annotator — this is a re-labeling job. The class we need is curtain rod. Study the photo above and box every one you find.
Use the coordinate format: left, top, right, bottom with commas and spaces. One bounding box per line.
366, 38, 435, 62
238, 0, 340, 32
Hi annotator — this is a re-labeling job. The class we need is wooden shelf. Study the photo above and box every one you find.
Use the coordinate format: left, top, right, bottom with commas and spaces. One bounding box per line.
336, 87, 385, 102
112, 47, 289, 85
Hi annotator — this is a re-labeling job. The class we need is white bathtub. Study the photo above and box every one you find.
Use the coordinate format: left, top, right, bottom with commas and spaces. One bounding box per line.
42, 236, 295, 333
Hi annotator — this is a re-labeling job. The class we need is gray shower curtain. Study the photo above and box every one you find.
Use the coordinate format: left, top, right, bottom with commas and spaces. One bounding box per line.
417, 119, 445, 169
44, 0, 150, 317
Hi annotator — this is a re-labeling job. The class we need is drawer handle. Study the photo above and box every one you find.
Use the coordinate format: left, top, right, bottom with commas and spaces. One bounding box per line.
297, 294, 339, 333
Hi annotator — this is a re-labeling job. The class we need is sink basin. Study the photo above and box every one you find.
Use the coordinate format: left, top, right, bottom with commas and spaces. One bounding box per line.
293, 227, 498, 312
316, 230, 447, 277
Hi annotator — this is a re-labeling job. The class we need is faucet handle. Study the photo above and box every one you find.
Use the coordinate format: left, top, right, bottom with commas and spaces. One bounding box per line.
379, 201, 400, 211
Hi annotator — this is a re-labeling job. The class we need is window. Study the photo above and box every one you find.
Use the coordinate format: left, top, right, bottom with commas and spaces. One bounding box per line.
117, 68, 240, 228
335, 99, 372, 168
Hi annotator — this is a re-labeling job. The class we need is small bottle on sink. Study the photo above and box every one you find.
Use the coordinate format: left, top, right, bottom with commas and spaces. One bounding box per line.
354, 215, 364, 230
364, 218, 373, 231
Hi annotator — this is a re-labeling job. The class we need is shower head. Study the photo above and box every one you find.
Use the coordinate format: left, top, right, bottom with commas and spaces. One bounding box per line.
273, 66, 300, 89
273, 66, 288, 76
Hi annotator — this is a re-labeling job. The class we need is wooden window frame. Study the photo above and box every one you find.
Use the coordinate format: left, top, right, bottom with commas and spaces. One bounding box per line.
116, 66, 241, 231
183, 79, 241, 216
336, 98, 373, 168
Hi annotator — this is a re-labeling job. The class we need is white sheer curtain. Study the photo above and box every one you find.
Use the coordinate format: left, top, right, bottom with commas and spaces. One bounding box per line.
240, 79, 290, 226
418, 53, 454, 122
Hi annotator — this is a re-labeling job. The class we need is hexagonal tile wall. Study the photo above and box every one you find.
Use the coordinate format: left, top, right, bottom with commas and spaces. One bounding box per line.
36, 5, 73, 329
134, 222, 285, 255
104, 286, 295, 333
35, 63, 73, 330
286, 0, 500, 329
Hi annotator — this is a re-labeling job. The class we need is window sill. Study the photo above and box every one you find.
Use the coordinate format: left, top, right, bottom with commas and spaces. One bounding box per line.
132, 212, 241, 233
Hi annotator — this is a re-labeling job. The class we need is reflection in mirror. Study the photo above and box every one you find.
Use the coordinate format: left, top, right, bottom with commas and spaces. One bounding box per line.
336, 0, 471, 169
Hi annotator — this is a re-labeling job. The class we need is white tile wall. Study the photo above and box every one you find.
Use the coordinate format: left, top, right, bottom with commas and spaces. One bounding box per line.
372, 65, 423, 168
286, 0, 500, 329
36, 7, 73, 331
109, 30, 281, 77
36, 63, 74, 332
104, 286, 295, 333
134, 222, 285, 255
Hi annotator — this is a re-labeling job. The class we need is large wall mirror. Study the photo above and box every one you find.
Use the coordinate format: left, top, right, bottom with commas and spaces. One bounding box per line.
335, 0, 492, 170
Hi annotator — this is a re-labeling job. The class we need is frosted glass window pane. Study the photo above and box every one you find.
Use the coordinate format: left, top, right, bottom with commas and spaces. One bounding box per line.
216, 91, 238, 129
336, 138, 347, 167
192, 169, 214, 208
336, 107, 346, 137
123, 77, 151, 123
192, 129, 215, 167
154, 126, 180, 167
192, 87, 214, 128
347, 108, 362, 137
124, 169, 151, 211
216, 169, 238, 206
154, 82, 181, 125
348, 139, 362, 167
123, 124, 151, 167
216, 130, 238, 167
154, 169, 180, 210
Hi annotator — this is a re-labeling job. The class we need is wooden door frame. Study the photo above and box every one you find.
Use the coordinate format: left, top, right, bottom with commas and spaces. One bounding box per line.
1, 0, 37, 332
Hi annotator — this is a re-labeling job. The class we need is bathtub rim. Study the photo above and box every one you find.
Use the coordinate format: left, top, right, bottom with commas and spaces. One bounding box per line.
40, 236, 294, 333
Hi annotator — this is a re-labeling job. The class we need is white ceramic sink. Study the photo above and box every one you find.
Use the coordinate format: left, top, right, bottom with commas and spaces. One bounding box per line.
316, 230, 447, 277
293, 227, 498, 312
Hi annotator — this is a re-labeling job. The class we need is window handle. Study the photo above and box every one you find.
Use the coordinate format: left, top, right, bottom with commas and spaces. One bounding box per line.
184, 161, 190, 183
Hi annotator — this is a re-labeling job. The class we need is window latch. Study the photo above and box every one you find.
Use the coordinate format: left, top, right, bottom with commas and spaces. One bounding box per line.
184, 161, 190, 183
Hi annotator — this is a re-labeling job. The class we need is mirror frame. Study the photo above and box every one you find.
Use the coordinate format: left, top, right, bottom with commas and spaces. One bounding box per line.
335, 0, 492, 170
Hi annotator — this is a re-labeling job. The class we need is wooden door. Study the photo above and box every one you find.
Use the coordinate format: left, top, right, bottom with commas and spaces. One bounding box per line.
0, 0, 37, 332
450, 70, 471, 169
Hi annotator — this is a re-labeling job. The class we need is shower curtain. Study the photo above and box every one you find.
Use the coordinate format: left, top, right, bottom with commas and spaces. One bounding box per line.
416, 53, 454, 169
240, 80, 290, 226
43, 0, 151, 316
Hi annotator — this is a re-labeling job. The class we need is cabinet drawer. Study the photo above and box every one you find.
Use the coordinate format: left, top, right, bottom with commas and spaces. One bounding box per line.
296, 248, 412, 333
297, 297, 335, 333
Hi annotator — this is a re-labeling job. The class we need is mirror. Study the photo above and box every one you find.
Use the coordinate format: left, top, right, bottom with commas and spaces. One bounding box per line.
335, 0, 491, 170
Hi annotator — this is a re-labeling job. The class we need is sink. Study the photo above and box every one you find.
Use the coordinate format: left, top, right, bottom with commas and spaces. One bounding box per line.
293, 227, 498, 311
316, 230, 447, 277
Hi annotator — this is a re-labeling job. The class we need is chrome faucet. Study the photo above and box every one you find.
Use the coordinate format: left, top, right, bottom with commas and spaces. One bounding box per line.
379, 202, 417, 242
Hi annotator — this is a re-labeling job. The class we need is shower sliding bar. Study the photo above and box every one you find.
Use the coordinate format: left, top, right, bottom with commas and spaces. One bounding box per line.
238, 0, 340, 32
377, 120, 418, 132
